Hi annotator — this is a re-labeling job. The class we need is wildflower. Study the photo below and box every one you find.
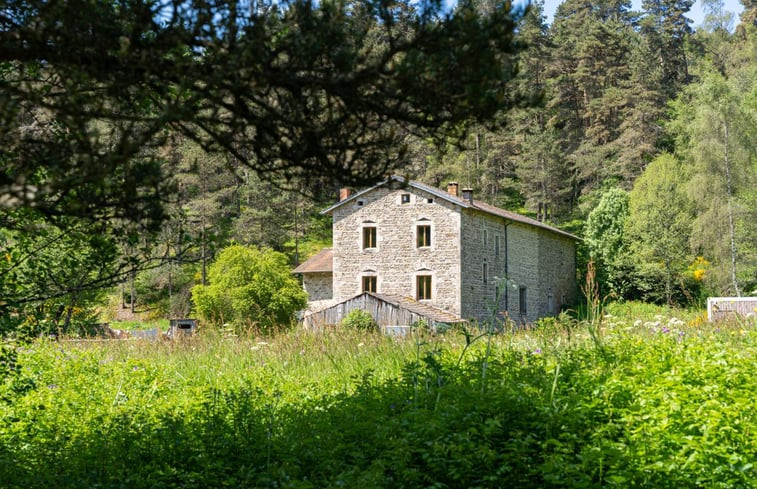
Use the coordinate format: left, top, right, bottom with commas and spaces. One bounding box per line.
661, 327, 670, 334
634, 319, 642, 327
357, 342, 365, 348
532, 348, 542, 355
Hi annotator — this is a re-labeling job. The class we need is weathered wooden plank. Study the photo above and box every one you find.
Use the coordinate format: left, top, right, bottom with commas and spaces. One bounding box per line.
707, 297, 757, 322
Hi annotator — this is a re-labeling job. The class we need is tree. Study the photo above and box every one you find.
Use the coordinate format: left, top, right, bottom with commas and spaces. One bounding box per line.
1, 0, 528, 226
584, 188, 630, 295
192, 245, 307, 331
0, 214, 120, 336
674, 70, 757, 295
625, 153, 693, 304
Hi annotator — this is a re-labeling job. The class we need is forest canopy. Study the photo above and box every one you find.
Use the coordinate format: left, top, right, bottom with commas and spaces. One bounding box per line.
1, 0, 757, 335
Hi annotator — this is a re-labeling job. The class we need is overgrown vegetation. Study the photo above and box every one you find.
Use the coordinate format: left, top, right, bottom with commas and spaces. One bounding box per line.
192, 245, 307, 333
0, 306, 754, 488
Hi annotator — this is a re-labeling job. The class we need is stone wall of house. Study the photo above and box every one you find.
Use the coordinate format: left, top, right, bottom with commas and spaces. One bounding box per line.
460, 210, 508, 323
537, 230, 577, 317
303, 272, 333, 301
331, 183, 462, 315
461, 211, 577, 324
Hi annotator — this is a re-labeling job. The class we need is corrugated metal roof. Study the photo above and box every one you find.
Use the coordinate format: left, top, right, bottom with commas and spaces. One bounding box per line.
292, 248, 333, 274
321, 175, 579, 241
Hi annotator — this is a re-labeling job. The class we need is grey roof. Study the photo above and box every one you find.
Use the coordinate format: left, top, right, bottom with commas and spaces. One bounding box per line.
292, 248, 333, 274
368, 292, 467, 324
322, 175, 579, 241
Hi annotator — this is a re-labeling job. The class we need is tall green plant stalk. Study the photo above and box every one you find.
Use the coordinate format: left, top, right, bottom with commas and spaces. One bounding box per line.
581, 261, 607, 355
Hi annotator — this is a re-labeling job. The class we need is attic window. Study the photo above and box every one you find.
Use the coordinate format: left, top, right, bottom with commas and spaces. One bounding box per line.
357, 200, 364, 206
427, 198, 434, 204
401, 194, 411, 204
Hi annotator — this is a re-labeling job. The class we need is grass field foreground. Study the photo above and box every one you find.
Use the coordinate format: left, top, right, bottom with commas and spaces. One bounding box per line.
0, 303, 755, 488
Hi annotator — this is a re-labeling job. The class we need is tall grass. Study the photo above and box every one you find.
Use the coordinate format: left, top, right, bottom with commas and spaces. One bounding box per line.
1, 306, 754, 488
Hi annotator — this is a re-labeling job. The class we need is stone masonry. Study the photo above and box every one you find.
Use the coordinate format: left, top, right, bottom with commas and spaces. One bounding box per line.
331, 181, 462, 315
298, 176, 578, 325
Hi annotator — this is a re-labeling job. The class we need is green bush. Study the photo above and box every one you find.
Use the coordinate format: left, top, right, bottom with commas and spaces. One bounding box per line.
340, 309, 378, 331
192, 245, 307, 332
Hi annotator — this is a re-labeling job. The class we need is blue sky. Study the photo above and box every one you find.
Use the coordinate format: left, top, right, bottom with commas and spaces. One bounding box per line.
535, 0, 745, 27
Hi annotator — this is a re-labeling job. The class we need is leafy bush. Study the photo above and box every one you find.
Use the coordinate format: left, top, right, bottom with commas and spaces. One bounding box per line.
340, 309, 378, 331
192, 245, 307, 332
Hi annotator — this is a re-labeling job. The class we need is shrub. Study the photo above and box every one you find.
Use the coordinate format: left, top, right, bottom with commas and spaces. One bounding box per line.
192, 245, 307, 332
340, 309, 378, 331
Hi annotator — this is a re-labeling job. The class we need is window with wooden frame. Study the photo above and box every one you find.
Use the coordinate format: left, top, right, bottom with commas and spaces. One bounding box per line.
416, 224, 431, 248
362, 275, 377, 293
416, 275, 432, 300
519, 286, 527, 317
362, 226, 377, 249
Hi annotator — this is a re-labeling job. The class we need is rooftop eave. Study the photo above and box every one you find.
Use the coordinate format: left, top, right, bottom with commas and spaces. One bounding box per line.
320, 175, 472, 215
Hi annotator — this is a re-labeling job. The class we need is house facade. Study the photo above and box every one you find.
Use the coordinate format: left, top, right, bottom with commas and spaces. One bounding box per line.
294, 176, 578, 324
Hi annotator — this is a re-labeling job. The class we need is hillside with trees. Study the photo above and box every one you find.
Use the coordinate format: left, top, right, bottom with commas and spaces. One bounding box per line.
1, 0, 756, 334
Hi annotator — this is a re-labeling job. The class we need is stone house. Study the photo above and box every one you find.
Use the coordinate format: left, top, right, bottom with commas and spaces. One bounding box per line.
294, 176, 578, 325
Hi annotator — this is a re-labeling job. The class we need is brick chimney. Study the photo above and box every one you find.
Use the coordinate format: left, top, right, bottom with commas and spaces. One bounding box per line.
462, 188, 473, 204
446, 182, 459, 197
339, 188, 351, 201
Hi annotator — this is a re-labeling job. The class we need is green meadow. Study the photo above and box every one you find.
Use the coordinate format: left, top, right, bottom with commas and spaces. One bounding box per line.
1, 303, 754, 488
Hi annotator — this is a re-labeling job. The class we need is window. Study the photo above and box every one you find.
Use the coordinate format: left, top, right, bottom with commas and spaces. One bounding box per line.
483, 262, 488, 284
417, 224, 431, 248
362, 276, 377, 293
484, 229, 488, 246
519, 286, 527, 317
357, 200, 364, 206
417, 275, 432, 300
495, 235, 500, 257
427, 198, 434, 204
362, 226, 377, 249
401, 193, 411, 204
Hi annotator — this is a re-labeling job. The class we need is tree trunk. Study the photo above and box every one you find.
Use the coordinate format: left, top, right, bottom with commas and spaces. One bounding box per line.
130, 268, 136, 314
722, 120, 741, 296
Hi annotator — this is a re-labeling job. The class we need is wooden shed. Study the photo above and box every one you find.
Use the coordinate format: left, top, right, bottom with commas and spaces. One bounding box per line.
304, 292, 466, 333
